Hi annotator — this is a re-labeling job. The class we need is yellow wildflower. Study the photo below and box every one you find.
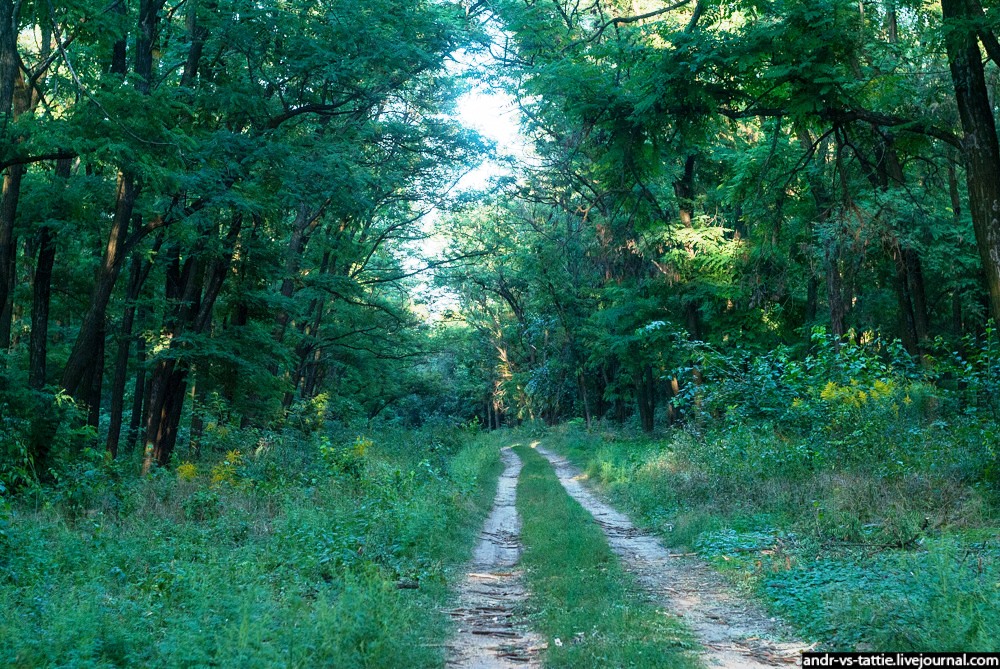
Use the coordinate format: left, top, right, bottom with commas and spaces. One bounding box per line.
177, 462, 198, 481
210, 463, 236, 486
873, 379, 893, 398
820, 382, 839, 402
353, 437, 372, 457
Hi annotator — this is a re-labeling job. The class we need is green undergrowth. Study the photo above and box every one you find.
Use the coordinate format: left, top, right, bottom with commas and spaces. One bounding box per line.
549, 426, 1000, 651
0, 425, 503, 668
513, 443, 701, 669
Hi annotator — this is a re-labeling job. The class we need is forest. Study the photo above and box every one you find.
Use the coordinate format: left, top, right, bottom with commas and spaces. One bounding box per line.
2, 0, 1000, 665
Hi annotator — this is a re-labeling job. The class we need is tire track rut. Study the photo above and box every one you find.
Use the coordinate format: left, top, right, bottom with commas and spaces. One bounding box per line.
534, 443, 812, 668
446, 448, 543, 668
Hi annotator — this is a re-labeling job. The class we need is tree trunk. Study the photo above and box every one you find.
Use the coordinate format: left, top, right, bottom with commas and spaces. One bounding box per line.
136, 0, 166, 95
143, 214, 242, 471
0, 0, 21, 352
65, 0, 164, 396
805, 274, 818, 325
86, 323, 106, 432
126, 307, 149, 453
891, 246, 920, 353
28, 222, 55, 388
61, 172, 138, 397
181, 0, 207, 89
904, 247, 930, 344
0, 163, 20, 350
108, 0, 127, 77
106, 228, 158, 457
675, 154, 703, 340
29, 158, 72, 388
274, 204, 315, 345
942, 0, 1000, 324
825, 237, 846, 338
636, 363, 655, 432
875, 134, 930, 352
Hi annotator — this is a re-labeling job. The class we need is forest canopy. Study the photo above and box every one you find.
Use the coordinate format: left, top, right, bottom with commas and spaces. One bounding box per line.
1, 0, 999, 485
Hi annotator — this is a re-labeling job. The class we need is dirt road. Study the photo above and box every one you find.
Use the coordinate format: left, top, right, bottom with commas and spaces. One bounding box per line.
446, 448, 543, 668
534, 443, 811, 668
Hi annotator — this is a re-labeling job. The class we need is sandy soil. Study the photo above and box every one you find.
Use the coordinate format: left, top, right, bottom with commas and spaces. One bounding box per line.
446, 448, 544, 668
534, 443, 813, 668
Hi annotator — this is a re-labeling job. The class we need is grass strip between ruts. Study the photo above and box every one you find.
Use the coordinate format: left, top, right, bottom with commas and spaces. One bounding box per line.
513, 442, 702, 669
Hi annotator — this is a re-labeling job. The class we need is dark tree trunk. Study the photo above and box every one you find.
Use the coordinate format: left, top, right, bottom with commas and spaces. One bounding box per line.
107, 286, 139, 456
109, 0, 127, 76
675, 154, 703, 340
136, 0, 166, 95
685, 301, 702, 341
126, 308, 149, 453
286, 286, 328, 409
29, 158, 72, 388
892, 247, 920, 353
942, 0, 1000, 325
106, 230, 161, 457
143, 358, 189, 471
904, 248, 930, 344
29, 223, 55, 388
274, 204, 316, 345
887, 0, 898, 43
0, 1, 17, 118
86, 322, 105, 432
875, 134, 930, 352
825, 237, 846, 338
62, 172, 138, 397
181, 0, 208, 89
805, 275, 818, 325
0, 163, 20, 350
143, 214, 242, 471
636, 364, 655, 433
797, 124, 845, 338
0, 0, 21, 352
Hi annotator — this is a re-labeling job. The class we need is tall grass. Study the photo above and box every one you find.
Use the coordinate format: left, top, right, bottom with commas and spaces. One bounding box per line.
0, 425, 502, 668
551, 423, 1000, 651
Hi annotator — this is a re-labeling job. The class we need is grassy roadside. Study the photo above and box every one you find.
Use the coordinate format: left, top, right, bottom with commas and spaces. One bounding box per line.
0, 426, 502, 668
513, 442, 701, 669
546, 426, 1000, 652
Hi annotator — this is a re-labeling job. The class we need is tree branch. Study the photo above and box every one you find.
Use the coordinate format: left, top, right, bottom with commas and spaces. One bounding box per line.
564, 0, 692, 49
0, 150, 75, 171
717, 105, 963, 151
